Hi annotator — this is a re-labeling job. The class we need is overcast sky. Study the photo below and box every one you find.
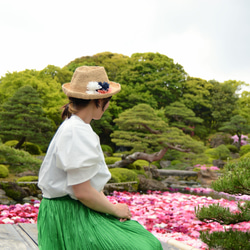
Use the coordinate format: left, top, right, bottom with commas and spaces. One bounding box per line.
1, 0, 249, 90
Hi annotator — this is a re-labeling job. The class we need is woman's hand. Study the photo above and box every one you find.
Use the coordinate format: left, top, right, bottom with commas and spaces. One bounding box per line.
113, 203, 132, 221
73, 181, 132, 221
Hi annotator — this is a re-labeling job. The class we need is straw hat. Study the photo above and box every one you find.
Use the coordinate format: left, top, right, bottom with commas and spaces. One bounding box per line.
62, 66, 121, 99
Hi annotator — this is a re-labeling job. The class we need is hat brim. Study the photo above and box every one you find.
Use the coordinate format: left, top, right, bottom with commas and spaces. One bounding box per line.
62, 81, 121, 99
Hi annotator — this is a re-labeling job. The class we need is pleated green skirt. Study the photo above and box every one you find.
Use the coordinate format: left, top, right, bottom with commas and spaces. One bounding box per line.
37, 195, 163, 250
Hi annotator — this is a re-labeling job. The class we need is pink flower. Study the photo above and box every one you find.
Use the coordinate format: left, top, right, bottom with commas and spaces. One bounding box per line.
0, 189, 249, 249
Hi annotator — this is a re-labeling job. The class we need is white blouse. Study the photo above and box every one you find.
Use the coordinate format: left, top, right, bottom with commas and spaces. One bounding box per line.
38, 115, 111, 199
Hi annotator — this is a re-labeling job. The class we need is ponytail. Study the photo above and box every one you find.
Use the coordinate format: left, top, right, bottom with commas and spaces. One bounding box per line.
61, 103, 72, 120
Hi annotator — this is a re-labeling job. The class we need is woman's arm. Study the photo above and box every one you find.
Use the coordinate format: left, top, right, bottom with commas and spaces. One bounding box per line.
72, 180, 131, 219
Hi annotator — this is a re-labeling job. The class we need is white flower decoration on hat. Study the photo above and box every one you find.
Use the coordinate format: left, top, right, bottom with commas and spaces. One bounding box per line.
86, 81, 102, 94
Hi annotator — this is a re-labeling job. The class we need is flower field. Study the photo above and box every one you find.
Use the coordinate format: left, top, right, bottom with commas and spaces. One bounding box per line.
1, 188, 250, 249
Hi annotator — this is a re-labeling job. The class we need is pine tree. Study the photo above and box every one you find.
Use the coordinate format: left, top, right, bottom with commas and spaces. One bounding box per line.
110, 103, 205, 167
0, 85, 54, 149
195, 159, 250, 249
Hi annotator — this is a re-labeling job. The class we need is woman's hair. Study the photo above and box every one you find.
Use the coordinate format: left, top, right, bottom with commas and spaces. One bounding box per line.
61, 97, 111, 120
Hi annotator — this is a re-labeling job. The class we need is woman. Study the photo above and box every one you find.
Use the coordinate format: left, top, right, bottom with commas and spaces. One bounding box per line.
37, 66, 163, 249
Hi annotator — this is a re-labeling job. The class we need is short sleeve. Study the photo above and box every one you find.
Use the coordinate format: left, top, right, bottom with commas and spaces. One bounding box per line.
55, 121, 102, 186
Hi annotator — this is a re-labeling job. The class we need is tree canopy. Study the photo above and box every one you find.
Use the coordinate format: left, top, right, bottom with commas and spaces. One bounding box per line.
0, 66, 69, 126
0, 51, 249, 157
164, 101, 203, 134
111, 104, 205, 156
113, 52, 187, 111
219, 115, 250, 149
0, 85, 54, 149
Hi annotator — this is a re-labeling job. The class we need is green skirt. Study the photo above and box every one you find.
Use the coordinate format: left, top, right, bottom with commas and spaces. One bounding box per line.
37, 195, 163, 250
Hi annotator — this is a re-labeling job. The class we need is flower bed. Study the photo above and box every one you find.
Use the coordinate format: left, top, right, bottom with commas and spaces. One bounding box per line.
1, 189, 249, 249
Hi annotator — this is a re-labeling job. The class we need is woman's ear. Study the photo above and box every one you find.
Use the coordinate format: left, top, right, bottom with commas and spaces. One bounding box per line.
97, 99, 102, 108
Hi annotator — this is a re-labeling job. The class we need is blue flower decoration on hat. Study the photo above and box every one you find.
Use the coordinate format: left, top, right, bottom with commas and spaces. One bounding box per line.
98, 82, 109, 91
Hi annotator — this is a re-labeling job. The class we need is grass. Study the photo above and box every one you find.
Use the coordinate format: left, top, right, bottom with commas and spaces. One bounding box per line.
0, 173, 20, 182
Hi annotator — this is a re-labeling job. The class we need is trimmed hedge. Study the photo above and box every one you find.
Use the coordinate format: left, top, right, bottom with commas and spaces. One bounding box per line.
109, 168, 139, 183
105, 157, 121, 165
17, 176, 38, 182
108, 174, 121, 183
240, 151, 250, 159
239, 144, 250, 156
226, 144, 239, 153
127, 160, 148, 170
0, 164, 9, 178
4, 140, 42, 155
0, 144, 41, 174
171, 160, 182, 166
101, 145, 113, 156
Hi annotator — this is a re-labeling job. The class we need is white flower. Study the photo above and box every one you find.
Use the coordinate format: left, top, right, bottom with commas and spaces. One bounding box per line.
2, 218, 14, 224
86, 81, 101, 94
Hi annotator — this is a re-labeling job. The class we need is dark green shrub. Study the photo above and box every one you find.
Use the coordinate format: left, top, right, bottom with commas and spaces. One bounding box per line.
171, 160, 182, 166
17, 176, 38, 182
101, 145, 113, 156
0, 144, 42, 174
164, 149, 183, 161
4, 140, 19, 147
22, 142, 42, 155
173, 162, 191, 170
109, 168, 139, 190
133, 169, 147, 177
109, 168, 139, 183
212, 158, 250, 194
187, 152, 211, 166
5, 140, 42, 155
0, 182, 28, 201
127, 160, 148, 170
199, 230, 250, 250
240, 151, 250, 160
239, 144, 250, 156
105, 157, 121, 165
108, 174, 120, 183
226, 144, 239, 153
126, 164, 136, 170
134, 160, 149, 168
205, 144, 231, 160
195, 158, 250, 249
208, 133, 233, 148
0, 164, 9, 178
151, 161, 161, 168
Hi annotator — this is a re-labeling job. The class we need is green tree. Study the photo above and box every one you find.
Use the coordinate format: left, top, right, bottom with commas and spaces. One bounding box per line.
114, 52, 187, 111
39, 65, 73, 85
0, 86, 54, 149
164, 101, 203, 135
66, 52, 129, 79
181, 77, 214, 140
181, 77, 213, 114
0, 67, 67, 126
181, 78, 239, 136
66, 52, 187, 117
110, 104, 204, 167
195, 159, 250, 249
206, 144, 231, 160
237, 90, 250, 124
219, 115, 250, 150
210, 80, 239, 130
0, 143, 42, 174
